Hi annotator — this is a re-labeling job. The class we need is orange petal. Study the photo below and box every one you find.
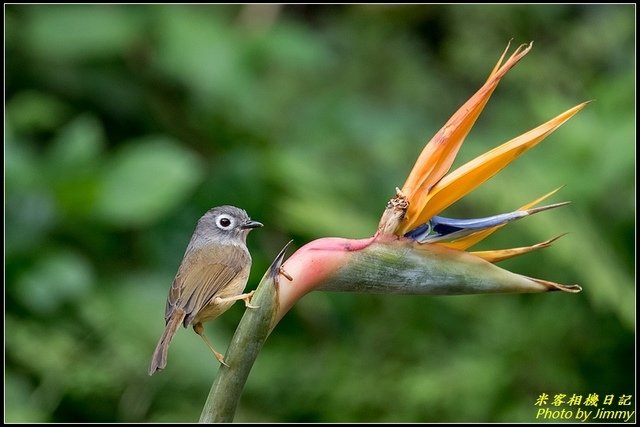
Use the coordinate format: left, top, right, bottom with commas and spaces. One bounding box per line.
400, 102, 588, 234
488, 39, 513, 78
437, 186, 565, 250
470, 234, 567, 263
400, 42, 533, 226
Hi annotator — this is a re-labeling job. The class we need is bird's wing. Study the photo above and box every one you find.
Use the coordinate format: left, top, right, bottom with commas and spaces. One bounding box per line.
164, 244, 250, 325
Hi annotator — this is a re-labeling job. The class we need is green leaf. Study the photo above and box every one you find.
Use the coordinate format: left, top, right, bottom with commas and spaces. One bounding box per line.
96, 136, 204, 227
5, 128, 58, 254
4, 372, 48, 422
49, 113, 105, 168
153, 6, 245, 101
46, 114, 106, 218
23, 5, 140, 62
5, 90, 71, 133
14, 249, 95, 314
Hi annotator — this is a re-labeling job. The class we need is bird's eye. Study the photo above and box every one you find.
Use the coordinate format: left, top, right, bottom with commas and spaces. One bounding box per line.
216, 215, 234, 230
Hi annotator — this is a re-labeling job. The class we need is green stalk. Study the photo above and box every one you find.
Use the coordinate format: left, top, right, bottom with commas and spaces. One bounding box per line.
198, 244, 288, 423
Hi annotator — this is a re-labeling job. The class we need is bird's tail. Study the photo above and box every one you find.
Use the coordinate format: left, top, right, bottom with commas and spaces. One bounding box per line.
148, 310, 185, 376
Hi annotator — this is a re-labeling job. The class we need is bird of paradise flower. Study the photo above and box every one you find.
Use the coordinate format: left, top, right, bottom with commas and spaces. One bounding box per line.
201, 42, 587, 422
274, 42, 584, 320
383, 42, 586, 259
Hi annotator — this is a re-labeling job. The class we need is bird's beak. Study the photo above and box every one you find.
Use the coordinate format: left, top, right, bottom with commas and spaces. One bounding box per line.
241, 220, 263, 230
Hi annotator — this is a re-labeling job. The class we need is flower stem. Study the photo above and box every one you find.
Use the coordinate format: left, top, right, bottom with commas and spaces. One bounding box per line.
198, 244, 288, 423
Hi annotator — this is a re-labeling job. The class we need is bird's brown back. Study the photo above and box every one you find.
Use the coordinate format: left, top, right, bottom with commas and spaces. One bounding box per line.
165, 243, 252, 327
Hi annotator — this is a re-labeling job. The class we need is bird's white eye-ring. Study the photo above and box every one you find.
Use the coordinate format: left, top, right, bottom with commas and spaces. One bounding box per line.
215, 214, 235, 230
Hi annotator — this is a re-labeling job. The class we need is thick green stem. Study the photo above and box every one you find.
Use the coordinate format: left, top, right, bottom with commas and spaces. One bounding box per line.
198, 244, 288, 423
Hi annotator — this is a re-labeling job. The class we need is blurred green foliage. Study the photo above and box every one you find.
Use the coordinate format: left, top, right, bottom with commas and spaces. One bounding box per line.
5, 4, 634, 423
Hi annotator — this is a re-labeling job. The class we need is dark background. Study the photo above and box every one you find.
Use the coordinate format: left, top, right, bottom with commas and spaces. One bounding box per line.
5, 4, 634, 422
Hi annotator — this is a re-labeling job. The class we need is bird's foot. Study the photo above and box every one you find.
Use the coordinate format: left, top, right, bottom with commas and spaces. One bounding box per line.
214, 350, 230, 367
243, 290, 259, 309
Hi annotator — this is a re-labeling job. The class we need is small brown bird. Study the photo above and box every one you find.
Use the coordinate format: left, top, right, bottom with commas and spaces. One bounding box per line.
148, 205, 262, 375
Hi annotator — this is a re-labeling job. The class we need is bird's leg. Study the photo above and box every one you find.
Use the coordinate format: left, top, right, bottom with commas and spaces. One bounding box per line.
213, 290, 259, 309
193, 322, 229, 367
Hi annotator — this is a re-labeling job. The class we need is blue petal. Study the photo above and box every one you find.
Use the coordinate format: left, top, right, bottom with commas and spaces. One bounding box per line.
405, 202, 569, 243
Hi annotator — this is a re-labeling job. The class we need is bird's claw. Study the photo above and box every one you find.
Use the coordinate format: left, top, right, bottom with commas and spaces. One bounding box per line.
215, 352, 230, 367
243, 291, 259, 309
